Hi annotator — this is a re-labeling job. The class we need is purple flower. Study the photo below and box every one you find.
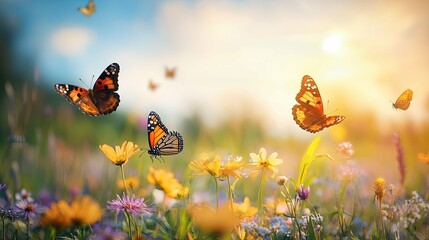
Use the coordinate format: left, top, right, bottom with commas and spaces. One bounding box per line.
297, 185, 310, 200
0, 207, 18, 222
107, 193, 153, 216
0, 183, 6, 191
14, 200, 43, 221
90, 225, 127, 240
15, 188, 34, 203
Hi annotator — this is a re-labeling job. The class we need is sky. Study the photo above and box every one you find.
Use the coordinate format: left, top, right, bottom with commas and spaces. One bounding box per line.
2, 0, 429, 137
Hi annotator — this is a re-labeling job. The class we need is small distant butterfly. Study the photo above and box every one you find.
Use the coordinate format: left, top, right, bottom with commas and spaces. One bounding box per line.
417, 152, 429, 164
165, 67, 176, 79
148, 80, 159, 91
54, 63, 120, 116
392, 89, 413, 111
147, 111, 184, 159
78, 0, 96, 16
292, 75, 345, 133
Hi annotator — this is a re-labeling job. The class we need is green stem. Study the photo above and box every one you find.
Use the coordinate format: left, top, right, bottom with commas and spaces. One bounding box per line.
214, 177, 219, 211
257, 168, 266, 219
124, 211, 133, 239
227, 176, 234, 212
26, 217, 29, 239
2, 218, 5, 240
120, 164, 129, 194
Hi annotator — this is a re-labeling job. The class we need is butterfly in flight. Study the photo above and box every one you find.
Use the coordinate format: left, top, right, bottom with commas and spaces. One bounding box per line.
165, 67, 176, 79
292, 75, 345, 133
54, 63, 120, 116
148, 80, 159, 91
392, 89, 413, 111
78, 0, 96, 16
147, 111, 184, 160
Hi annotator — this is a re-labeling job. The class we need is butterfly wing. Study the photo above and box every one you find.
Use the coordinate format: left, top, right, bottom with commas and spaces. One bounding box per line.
165, 67, 176, 79
147, 111, 183, 156
78, 0, 96, 16
92, 63, 120, 115
149, 80, 158, 91
292, 75, 345, 133
54, 84, 101, 116
393, 89, 413, 110
417, 153, 429, 164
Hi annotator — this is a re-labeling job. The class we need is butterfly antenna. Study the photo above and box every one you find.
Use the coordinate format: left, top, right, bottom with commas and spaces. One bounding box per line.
78, 78, 90, 89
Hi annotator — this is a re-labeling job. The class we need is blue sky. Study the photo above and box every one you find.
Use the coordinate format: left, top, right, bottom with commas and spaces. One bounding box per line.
3, 0, 429, 137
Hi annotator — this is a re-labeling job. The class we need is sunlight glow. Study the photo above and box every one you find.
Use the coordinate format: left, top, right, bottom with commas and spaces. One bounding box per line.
323, 34, 343, 54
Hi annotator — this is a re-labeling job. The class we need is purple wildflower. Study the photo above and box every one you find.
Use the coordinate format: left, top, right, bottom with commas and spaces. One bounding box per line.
297, 185, 310, 200
15, 188, 34, 203
0, 183, 6, 191
14, 200, 43, 222
107, 193, 152, 216
90, 225, 127, 240
0, 207, 18, 222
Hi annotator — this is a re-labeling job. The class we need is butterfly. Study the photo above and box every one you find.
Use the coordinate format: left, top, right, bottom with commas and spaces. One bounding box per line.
292, 75, 345, 133
165, 67, 176, 79
54, 63, 120, 116
417, 152, 429, 164
78, 0, 96, 16
148, 80, 159, 91
147, 111, 184, 159
392, 89, 413, 111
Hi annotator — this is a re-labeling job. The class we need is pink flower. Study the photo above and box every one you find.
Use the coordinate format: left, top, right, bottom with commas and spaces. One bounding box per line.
297, 185, 310, 200
107, 193, 152, 216
336, 142, 354, 159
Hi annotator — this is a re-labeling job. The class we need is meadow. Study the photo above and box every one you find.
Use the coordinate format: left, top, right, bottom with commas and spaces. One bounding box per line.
1, 1, 429, 239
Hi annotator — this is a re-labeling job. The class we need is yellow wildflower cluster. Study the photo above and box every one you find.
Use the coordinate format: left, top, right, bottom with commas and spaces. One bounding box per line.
189, 155, 244, 179
147, 167, 189, 199
99, 141, 141, 165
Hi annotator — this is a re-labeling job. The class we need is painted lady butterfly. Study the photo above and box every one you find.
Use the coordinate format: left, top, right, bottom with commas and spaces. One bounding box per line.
54, 63, 120, 116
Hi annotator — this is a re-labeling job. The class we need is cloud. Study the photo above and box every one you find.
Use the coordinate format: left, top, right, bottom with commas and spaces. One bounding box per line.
50, 27, 94, 56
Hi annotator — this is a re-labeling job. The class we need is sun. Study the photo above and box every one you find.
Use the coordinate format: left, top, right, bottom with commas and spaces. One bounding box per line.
323, 33, 343, 54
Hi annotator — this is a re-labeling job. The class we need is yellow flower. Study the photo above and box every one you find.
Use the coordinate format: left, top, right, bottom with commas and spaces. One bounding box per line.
99, 141, 140, 165
373, 177, 386, 203
41, 200, 73, 229
189, 156, 221, 177
147, 167, 188, 199
220, 156, 244, 179
40, 196, 103, 229
117, 176, 140, 190
233, 197, 257, 219
188, 202, 240, 235
249, 148, 283, 177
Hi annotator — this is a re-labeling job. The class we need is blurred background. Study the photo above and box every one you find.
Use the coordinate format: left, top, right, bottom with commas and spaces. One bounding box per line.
0, 0, 428, 201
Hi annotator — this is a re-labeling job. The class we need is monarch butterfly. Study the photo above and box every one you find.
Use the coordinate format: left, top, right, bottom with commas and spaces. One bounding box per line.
147, 111, 183, 159
165, 67, 176, 79
292, 75, 345, 133
78, 0, 96, 16
392, 89, 413, 111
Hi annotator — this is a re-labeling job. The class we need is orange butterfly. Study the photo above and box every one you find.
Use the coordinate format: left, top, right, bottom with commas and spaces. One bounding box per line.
392, 89, 413, 111
417, 152, 429, 164
292, 75, 345, 133
147, 111, 183, 159
78, 0, 96, 16
165, 67, 176, 79
54, 63, 120, 116
148, 80, 159, 91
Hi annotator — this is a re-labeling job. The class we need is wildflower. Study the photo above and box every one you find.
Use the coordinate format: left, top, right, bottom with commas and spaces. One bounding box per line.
373, 178, 386, 203
15, 188, 34, 202
188, 202, 241, 235
268, 216, 290, 237
41, 196, 103, 229
393, 133, 406, 186
189, 155, 221, 177
276, 176, 288, 185
117, 176, 140, 190
234, 197, 258, 219
147, 167, 189, 199
14, 200, 43, 222
0, 207, 18, 222
297, 185, 310, 200
99, 141, 141, 165
336, 141, 354, 158
219, 155, 245, 179
41, 200, 73, 229
90, 225, 127, 240
249, 148, 283, 177
107, 193, 152, 216
0, 183, 6, 191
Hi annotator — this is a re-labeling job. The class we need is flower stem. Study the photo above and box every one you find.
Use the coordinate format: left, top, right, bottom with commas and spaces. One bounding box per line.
227, 176, 234, 212
120, 164, 129, 194
2, 218, 5, 240
257, 168, 266, 219
124, 211, 132, 239
214, 177, 219, 211
379, 200, 386, 238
